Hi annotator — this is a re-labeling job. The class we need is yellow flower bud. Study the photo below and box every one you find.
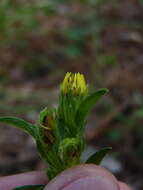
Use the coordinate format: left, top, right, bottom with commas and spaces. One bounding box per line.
61, 72, 88, 95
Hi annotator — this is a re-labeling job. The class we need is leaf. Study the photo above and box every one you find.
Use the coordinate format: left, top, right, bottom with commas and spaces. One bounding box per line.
13, 184, 45, 190
0, 116, 37, 138
75, 88, 109, 126
39, 107, 49, 125
86, 147, 112, 165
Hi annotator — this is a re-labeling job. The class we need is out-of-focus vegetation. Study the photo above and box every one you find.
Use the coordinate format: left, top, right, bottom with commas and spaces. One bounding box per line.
0, 0, 143, 189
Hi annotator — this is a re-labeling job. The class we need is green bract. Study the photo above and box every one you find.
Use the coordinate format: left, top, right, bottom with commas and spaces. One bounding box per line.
0, 72, 111, 190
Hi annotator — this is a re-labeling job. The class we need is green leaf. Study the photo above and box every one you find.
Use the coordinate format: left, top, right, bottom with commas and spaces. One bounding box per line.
86, 147, 112, 165
13, 184, 45, 190
0, 116, 37, 138
75, 88, 109, 126
39, 107, 49, 125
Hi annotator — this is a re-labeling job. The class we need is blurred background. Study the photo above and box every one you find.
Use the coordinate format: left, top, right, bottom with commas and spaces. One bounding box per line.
0, 0, 143, 189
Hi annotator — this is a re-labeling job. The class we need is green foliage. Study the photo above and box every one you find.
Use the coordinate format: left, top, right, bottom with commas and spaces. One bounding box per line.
108, 128, 124, 141
0, 0, 112, 77
97, 54, 118, 66
0, 1, 53, 35
139, 0, 143, 6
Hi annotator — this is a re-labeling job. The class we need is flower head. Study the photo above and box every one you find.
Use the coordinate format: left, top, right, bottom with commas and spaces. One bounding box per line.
61, 72, 88, 96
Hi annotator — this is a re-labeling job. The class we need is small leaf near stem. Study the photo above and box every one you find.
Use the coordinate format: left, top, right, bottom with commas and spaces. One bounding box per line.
39, 108, 56, 145
86, 147, 112, 165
